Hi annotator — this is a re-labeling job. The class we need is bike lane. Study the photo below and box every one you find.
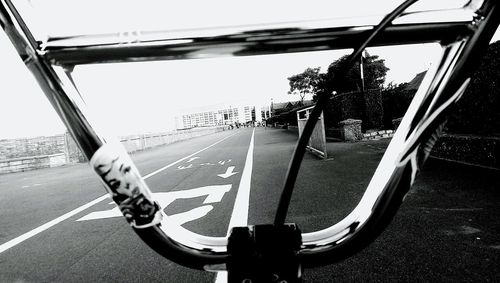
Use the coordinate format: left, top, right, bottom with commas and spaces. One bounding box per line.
0, 128, 252, 282
76, 127, 254, 237
147, 128, 253, 237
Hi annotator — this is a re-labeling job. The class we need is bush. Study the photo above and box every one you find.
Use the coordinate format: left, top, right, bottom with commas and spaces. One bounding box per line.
324, 91, 363, 128
381, 83, 415, 129
323, 89, 383, 130
445, 41, 500, 136
363, 89, 384, 129
269, 88, 384, 131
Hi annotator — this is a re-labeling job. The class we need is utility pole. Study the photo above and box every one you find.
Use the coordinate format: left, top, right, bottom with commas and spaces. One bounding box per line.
360, 50, 365, 92
270, 98, 274, 117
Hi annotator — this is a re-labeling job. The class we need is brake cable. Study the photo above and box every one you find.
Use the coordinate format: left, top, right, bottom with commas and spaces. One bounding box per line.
274, 0, 419, 226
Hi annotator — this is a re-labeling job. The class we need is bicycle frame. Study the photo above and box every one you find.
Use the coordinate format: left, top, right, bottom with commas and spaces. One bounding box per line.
1, 0, 499, 278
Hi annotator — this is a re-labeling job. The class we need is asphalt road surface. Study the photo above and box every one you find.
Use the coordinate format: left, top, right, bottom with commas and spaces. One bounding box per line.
1, 127, 499, 282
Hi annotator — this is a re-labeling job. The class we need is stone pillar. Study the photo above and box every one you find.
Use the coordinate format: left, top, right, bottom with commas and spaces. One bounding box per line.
64, 132, 87, 163
339, 119, 363, 141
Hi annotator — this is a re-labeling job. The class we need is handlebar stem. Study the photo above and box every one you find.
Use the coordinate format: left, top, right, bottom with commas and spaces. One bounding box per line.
227, 224, 303, 283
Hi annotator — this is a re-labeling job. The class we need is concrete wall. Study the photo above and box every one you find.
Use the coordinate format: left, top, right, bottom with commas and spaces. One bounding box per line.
62, 126, 228, 162
0, 135, 65, 160
0, 153, 66, 174
0, 126, 227, 174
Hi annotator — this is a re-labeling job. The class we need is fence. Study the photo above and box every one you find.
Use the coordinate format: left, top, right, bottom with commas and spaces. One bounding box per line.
119, 127, 227, 153
0, 126, 227, 174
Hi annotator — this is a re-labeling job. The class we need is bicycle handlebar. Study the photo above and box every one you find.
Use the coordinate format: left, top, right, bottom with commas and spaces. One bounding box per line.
1, 0, 499, 276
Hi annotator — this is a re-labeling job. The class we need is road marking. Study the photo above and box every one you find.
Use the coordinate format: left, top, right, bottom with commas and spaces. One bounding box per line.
168, 205, 214, 225
79, 205, 216, 227
217, 166, 238, 179
215, 129, 255, 283
186, 157, 200, 163
227, 128, 254, 231
0, 132, 238, 254
142, 132, 238, 179
0, 195, 109, 254
215, 271, 228, 283
218, 159, 231, 165
177, 164, 193, 170
77, 185, 232, 225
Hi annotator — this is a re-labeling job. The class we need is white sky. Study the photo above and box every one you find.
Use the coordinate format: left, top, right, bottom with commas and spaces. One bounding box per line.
23, 0, 470, 37
1, 0, 499, 139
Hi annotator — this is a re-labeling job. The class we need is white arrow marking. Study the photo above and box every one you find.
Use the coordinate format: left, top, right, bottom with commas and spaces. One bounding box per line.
77, 206, 121, 221
218, 160, 231, 165
217, 166, 238, 179
76, 204, 214, 226
177, 164, 193, 170
187, 157, 200, 163
200, 162, 215, 166
77, 185, 231, 225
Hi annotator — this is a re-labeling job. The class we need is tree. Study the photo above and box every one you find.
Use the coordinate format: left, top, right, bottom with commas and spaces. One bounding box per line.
287, 67, 322, 102
318, 52, 389, 130
325, 52, 389, 94
287, 53, 389, 102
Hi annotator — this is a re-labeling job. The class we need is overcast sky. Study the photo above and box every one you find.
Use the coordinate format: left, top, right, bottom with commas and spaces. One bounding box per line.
1, 0, 499, 139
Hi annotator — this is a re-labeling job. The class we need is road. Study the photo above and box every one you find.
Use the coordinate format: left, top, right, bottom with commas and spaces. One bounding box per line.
0, 127, 499, 282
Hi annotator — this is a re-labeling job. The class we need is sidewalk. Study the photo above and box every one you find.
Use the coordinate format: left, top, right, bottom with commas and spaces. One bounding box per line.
295, 137, 500, 282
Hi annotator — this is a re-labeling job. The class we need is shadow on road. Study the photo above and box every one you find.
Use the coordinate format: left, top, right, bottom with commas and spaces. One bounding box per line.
272, 132, 500, 282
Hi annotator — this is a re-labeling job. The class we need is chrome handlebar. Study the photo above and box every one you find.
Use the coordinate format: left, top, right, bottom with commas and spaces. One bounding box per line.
1, 0, 498, 272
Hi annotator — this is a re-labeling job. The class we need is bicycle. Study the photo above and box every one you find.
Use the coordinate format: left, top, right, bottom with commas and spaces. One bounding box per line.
1, 0, 498, 282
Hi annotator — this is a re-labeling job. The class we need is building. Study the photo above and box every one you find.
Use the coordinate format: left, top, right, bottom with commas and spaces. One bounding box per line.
261, 105, 271, 121
179, 105, 260, 129
406, 71, 427, 91
182, 110, 221, 128
270, 100, 314, 116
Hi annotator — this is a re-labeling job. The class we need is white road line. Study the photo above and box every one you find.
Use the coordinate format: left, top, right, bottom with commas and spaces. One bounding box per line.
0, 195, 108, 254
216, 128, 255, 283
143, 132, 238, 179
226, 128, 254, 231
0, 131, 238, 255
